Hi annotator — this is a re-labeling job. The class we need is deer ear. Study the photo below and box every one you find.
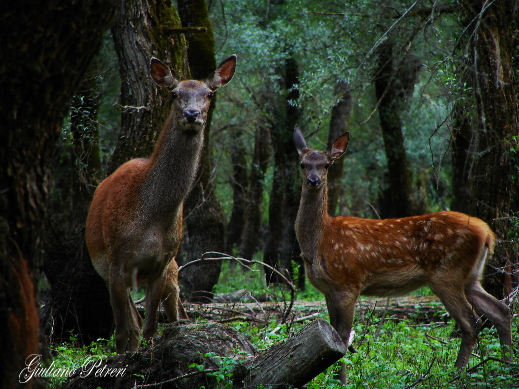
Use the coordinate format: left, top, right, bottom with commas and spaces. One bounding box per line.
150, 58, 180, 89
328, 132, 349, 161
294, 125, 310, 156
206, 55, 237, 90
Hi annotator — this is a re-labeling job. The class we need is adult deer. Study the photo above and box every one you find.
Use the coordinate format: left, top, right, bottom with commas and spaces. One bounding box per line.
293, 126, 512, 382
85, 55, 237, 353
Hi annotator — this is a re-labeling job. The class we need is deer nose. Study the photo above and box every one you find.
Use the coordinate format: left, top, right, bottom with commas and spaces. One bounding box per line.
184, 109, 200, 123
307, 177, 321, 187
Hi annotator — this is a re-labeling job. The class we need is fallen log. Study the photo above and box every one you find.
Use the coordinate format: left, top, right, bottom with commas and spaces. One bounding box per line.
61, 320, 345, 389
242, 319, 346, 388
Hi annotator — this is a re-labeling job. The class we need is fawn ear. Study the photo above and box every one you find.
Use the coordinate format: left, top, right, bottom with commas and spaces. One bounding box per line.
150, 58, 180, 90
328, 132, 349, 162
206, 55, 237, 90
294, 125, 310, 156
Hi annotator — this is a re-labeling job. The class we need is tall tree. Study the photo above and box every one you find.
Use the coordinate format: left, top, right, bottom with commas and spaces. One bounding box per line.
374, 39, 414, 218
264, 56, 303, 288
452, 0, 518, 298
239, 126, 270, 260
0, 1, 118, 387
176, 0, 226, 302
327, 81, 352, 216
226, 129, 249, 255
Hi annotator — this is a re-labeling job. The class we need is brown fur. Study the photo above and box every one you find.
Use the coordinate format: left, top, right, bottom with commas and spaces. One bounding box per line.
293, 126, 512, 383
85, 56, 236, 353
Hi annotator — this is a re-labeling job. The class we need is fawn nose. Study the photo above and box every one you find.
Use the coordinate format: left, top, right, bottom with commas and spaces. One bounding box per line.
307, 177, 320, 187
184, 109, 201, 123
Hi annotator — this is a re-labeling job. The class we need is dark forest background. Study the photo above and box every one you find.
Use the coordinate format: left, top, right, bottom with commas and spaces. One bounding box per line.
1, 1, 517, 387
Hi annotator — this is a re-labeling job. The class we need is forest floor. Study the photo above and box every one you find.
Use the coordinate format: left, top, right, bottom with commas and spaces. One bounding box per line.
178, 294, 448, 326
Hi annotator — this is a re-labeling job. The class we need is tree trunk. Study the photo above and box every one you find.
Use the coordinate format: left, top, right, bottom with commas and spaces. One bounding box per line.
109, 0, 190, 174
264, 57, 303, 288
177, 0, 225, 302
239, 125, 270, 260
42, 59, 114, 345
225, 129, 248, 255
0, 1, 118, 387
374, 39, 414, 219
327, 81, 352, 216
454, 0, 519, 299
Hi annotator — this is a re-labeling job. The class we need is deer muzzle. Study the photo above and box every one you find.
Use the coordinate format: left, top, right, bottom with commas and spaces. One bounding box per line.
184, 109, 201, 123
307, 176, 321, 188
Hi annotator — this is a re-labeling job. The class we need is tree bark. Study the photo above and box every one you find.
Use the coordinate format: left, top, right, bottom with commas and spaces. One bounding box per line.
239, 126, 270, 260
176, 0, 226, 302
454, 0, 519, 299
0, 1, 118, 387
244, 320, 346, 388
264, 57, 303, 287
109, 0, 190, 174
327, 81, 352, 216
225, 129, 248, 254
42, 59, 114, 345
374, 39, 414, 219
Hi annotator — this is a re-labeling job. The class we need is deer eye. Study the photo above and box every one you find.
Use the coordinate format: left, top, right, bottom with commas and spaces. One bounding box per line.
207, 91, 214, 98
325, 163, 330, 169
171, 91, 178, 99
300, 163, 305, 170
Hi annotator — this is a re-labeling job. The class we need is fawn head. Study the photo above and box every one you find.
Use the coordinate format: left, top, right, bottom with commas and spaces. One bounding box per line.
294, 125, 349, 189
150, 55, 237, 130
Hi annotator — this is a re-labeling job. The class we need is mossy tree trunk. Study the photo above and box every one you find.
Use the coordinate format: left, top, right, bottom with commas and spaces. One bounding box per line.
176, 0, 226, 302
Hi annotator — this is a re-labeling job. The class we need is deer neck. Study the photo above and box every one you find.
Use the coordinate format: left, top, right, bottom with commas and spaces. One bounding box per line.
295, 182, 329, 261
139, 121, 205, 221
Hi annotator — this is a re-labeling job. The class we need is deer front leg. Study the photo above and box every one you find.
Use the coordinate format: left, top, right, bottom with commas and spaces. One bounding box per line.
109, 269, 140, 353
142, 273, 166, 340
325, 289, 359, 384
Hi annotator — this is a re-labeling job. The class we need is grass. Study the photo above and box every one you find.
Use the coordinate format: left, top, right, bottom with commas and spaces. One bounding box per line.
47, 261, 518, 388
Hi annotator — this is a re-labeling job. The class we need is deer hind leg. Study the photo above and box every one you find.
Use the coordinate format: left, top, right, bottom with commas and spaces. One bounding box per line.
465, 281, 513, 362
325, 290, 359, 384
162, 259, 188, 321
430, 284, 478, 369
109, 271, 140, 353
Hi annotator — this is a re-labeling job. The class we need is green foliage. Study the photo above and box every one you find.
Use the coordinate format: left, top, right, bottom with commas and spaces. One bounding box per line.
189, 352, 241, 389
208, 0, 463, 220
47, 333, 116, 388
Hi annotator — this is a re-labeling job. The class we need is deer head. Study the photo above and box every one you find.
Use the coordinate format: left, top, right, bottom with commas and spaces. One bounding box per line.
150, 55, 236, 130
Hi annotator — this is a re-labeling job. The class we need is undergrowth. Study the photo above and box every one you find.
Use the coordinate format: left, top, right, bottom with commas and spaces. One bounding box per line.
47, 261, 518, 388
